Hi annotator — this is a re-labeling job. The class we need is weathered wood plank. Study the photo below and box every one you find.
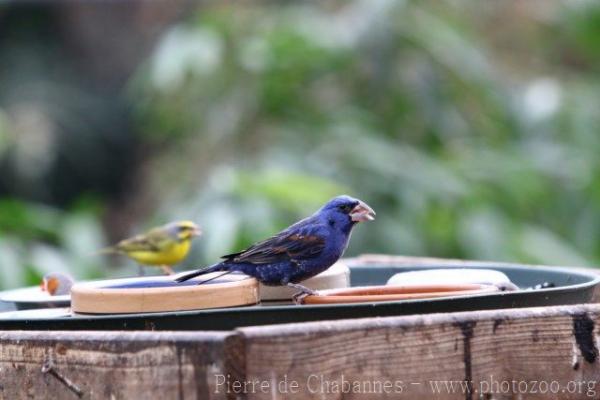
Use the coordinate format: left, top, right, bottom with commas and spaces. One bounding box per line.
230, 304, 600, 400
0, 331, 229, 400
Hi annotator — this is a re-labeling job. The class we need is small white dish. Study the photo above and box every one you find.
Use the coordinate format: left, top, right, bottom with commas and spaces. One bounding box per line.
387, 268, 518, 290
0, 286, 71, 310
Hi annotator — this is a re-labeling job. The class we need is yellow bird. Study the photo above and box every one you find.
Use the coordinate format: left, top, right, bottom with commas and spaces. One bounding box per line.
101, 221, 202, 275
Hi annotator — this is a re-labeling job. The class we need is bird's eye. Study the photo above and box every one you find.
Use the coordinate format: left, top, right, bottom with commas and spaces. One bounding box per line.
339, 204, 353, 213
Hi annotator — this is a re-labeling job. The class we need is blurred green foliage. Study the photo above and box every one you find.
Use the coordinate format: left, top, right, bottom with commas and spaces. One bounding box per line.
1, 1, 600, 290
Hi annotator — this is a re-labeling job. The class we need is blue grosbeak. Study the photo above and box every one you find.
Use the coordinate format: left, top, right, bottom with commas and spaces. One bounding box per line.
174, 195, 375, 295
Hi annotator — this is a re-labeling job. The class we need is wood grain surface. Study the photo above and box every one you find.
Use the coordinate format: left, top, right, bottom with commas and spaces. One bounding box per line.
0, 331, 229, 400
2, 306, 600, 399
71, 276, 259, 314
230, 304, 600, 400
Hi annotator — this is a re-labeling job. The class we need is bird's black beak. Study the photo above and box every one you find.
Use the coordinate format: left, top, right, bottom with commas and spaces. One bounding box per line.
350, 201, 376, 222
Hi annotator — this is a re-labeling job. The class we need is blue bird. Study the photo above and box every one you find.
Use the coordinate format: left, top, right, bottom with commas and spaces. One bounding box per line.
174, 195, 375, 295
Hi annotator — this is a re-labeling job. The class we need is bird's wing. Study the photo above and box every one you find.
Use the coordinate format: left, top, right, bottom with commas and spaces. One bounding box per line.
115, 228, 173, 253
222, 225, 326, 265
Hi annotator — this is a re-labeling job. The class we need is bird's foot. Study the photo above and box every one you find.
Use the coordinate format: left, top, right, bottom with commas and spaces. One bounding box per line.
287, 283, 319, 305
287, 283, 317, 295
161, 265, 175, 275
292, 292, 311, 304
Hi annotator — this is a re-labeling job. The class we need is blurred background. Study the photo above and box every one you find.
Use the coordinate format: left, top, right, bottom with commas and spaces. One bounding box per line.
1, 0, 599, 289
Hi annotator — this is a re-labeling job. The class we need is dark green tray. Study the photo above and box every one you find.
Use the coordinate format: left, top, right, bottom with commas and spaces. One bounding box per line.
0, 263, 597, 331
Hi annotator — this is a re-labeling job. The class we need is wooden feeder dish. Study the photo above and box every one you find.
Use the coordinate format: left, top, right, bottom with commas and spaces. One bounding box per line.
71, 273, 259, 314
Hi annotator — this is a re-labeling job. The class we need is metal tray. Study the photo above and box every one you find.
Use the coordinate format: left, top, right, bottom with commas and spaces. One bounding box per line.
0, 263, 597, 331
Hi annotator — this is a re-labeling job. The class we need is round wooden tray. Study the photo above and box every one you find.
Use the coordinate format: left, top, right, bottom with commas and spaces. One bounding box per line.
71, 273, 259, 314
301, 283, 499, 304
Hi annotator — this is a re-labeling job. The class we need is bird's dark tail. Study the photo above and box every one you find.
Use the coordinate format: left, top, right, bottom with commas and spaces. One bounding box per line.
174, 263, 228, 283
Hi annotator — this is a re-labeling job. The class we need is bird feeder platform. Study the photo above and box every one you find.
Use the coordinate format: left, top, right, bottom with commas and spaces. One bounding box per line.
1, 256, 599, 330
1, 255, 600, 399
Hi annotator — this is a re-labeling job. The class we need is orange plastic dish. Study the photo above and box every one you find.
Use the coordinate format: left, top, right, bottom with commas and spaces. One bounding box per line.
300, 283, 499, 304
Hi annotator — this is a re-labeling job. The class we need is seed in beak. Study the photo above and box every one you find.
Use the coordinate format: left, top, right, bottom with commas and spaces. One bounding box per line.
350, 201, 376, 222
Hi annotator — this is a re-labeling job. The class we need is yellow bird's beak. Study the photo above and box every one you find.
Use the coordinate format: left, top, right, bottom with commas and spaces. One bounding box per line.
191, 226, 203, 237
